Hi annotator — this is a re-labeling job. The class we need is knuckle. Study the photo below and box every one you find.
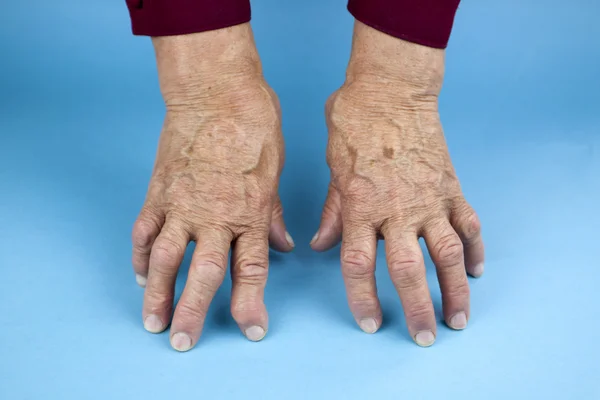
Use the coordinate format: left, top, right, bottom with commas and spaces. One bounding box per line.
327, 88, 357, 125
191, 251, 228, 273
433, 233, 463, 267
455, 203, 482, 240
342, 249, 374, 279
235, 261, 268, 284
463, 211, 482, 239
388, 257, 421, 275
387, 251, 424, 288
132, 218, 157, 248
151, 238, 184, 268
325, 91, 339, 117
190, 260, 227, 285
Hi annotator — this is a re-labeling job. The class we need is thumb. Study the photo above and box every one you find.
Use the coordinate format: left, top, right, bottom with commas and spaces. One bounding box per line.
311, 183, 343, 252
268, 195, 295, 252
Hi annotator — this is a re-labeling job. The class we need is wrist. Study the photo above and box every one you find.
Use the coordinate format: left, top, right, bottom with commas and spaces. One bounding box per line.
152, 23, 265, 106
346, 21, 445, 98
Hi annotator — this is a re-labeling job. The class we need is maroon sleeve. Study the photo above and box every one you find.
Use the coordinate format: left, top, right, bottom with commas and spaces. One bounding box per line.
348, 0, 461, 49
126, 0, 251, 36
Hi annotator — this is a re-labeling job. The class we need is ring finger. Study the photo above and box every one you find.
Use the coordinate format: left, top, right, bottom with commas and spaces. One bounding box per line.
169, 228, 232, 352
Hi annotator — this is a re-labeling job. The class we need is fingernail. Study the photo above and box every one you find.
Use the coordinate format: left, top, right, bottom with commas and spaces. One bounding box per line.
449, 312, 468, 330
414, 330, 435, 347
171, 332, 192, 352
359, 318, 378, 334
135, 274, 147, 287
310, 232, 319, 245
285, 231, 295, 247
143, 314, 164, 333
471, 263, 484, 278
244, 326, 266, 342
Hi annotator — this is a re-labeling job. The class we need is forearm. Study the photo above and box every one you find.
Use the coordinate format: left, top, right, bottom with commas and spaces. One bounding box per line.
346, 22, 445, 98
152, 23, 266, 108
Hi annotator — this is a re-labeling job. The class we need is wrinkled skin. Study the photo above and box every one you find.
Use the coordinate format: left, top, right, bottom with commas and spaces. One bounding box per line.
131, 22, 485, 351
311, 22, 485, 346
131, 26, 293, 351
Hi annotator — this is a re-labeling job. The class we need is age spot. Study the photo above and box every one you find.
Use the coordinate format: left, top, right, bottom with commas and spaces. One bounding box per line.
383, 147, 395, 159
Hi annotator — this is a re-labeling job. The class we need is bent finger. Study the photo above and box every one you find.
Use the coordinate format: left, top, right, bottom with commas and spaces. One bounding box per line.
341, 218, 381, 334
423, 219, 470, 331
131, 205, 164, 287
169, 229, 231, 352
451, 200, 485, 278
231, 228, 270, 341
143, 218, 189, 334
382, 224, 436, 347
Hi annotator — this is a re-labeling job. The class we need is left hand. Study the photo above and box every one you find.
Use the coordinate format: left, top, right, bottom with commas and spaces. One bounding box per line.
311, 22, 485, 346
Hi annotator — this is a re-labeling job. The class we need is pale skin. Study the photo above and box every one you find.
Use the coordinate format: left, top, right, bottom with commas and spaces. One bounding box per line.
132, 21, 485, 351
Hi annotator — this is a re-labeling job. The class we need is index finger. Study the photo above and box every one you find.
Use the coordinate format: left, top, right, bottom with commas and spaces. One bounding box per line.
340, 217, 382, 334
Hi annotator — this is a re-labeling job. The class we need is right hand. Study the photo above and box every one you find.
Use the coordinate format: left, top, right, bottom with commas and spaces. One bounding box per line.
131, 25, 293, 352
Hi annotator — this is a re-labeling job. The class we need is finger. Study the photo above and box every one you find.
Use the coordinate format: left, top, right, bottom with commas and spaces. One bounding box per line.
169, 229, 231, 352
268, 196, 294, 252
143, 218, 190, 334
423, 219, 470, 331
340, 219, 381, 334
231, 228, 270, 342
451, 200, 485, 278
131, 205, 164, 287
382, 224, 436, 347
311, 183, 343, 252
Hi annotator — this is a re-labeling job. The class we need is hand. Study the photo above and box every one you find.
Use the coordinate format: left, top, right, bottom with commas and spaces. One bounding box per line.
131, 25, 293, 351
311, 22, 485, 346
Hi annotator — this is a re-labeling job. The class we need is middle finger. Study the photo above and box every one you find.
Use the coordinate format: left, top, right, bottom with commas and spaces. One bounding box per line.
169, 228, 232, 352
382, 224, 436, 347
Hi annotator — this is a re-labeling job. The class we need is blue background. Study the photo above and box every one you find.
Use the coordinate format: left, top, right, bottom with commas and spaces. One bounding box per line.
1, 0, 599, 399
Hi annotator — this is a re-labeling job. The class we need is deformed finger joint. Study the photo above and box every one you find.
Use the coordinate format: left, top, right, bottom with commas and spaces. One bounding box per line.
342, 249, 374, 279
433, 234, 463, 267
